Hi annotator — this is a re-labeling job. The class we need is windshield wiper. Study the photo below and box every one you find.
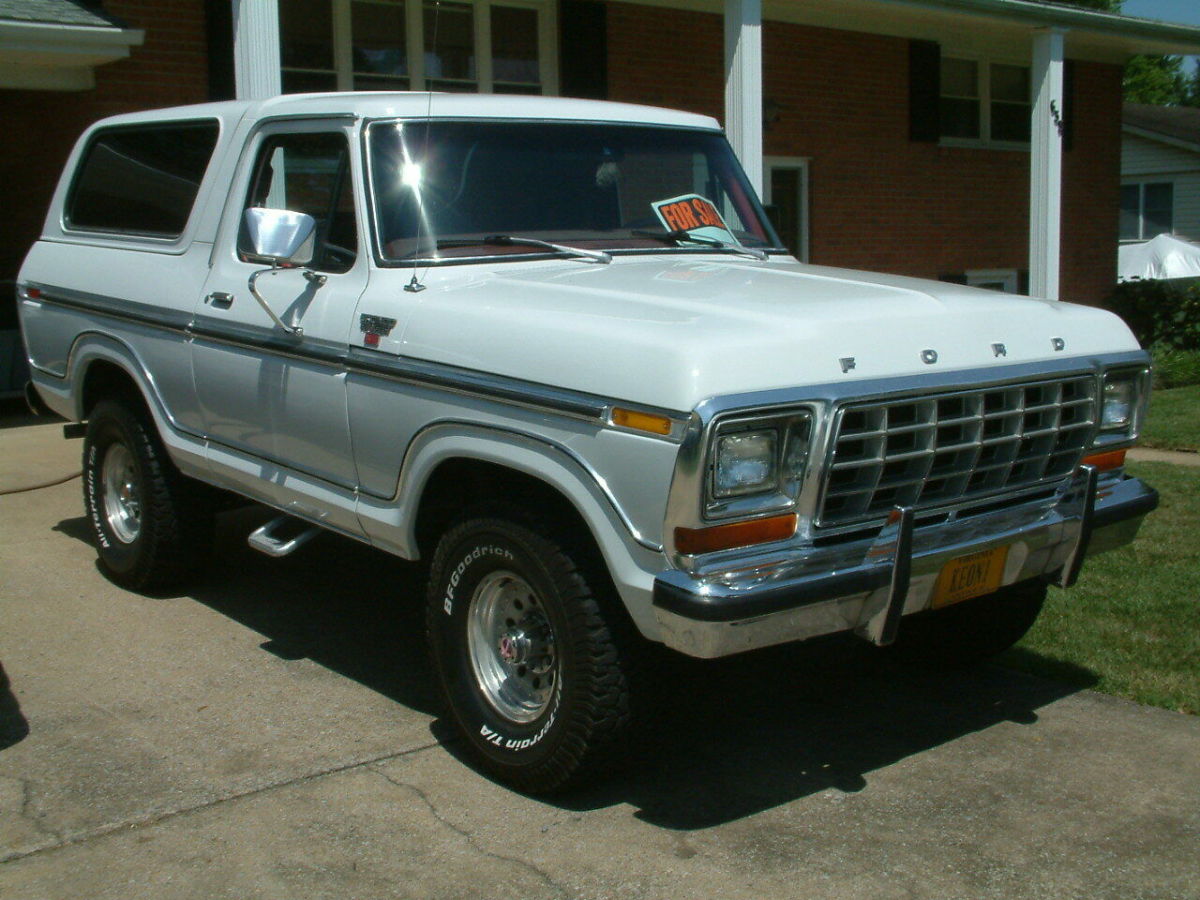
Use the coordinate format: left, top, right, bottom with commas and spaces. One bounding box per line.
431, 235, 611, 264
632, 229, 768, 261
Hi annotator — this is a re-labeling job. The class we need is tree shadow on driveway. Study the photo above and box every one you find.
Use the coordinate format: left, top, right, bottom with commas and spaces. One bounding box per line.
54, 507, 1098, 829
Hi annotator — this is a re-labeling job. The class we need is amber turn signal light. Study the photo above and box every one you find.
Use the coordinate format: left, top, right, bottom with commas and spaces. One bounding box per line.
1081, 449, 1127, 472
611, 407, 673, 436
675, 513, 798, 555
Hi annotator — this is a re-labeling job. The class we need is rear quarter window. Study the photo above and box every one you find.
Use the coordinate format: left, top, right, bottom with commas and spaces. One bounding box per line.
64, 120, 220, 238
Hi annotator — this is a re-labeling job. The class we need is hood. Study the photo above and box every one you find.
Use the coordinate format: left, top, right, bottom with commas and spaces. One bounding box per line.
383, 255, 1140, 413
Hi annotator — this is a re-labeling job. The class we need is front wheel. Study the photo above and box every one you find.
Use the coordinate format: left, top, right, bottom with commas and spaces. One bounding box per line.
425, 515, 634, 794
886, 579, 1048, 668
83, 398, 213, 591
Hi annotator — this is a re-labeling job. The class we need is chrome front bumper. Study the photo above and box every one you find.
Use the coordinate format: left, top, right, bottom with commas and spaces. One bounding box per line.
652, 471, 1158, 658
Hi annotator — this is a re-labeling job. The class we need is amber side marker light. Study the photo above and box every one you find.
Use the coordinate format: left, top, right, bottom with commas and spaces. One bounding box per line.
611, 407, 673, 436
1081, 449, 1127, 472
675, 514, 798, 555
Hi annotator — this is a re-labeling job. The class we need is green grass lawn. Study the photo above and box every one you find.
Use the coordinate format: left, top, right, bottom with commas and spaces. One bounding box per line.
1000, 461, 1200, 715
1140, 385, 1200, 452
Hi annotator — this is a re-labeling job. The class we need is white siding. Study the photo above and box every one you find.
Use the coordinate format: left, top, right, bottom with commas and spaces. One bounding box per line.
1121, 133, 1200, 240
1170, 173, 1200, 240
1121, 133, 1200, 177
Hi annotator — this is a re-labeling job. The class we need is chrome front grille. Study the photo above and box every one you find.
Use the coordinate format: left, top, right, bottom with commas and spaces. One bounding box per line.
817, 376, 1097, 529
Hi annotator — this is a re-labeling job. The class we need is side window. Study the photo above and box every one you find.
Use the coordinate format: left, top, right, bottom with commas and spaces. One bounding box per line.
240, 132, 358, 274
66, 120, 219, 237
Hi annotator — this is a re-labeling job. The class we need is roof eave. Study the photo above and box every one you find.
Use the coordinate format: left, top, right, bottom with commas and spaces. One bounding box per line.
0, 19, 145, 67
1122, 123, 1200, 156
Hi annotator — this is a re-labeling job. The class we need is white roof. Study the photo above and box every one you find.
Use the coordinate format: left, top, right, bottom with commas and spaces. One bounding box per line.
86, 92, 722, 132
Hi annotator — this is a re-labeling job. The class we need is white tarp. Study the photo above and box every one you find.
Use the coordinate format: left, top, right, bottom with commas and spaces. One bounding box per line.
1118, 233, 1200, 282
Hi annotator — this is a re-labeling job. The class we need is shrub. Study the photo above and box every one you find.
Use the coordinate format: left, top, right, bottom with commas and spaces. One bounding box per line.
1106, 279, 1200, 352
1151, 344, 1200, 388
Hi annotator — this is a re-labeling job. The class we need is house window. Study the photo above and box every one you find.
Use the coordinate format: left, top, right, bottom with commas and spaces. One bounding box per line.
940, 57, 1031, 145
280, 0, 555, 95
763, 158, 809, 261
353, 0, 410, 90
1120, 182, 1174, 241
966, 269, 1019, 293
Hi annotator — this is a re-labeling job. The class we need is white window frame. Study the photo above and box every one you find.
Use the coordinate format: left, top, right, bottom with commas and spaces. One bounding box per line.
763, 156, 809, 262
965, 268, 1019, 293
1119, 179, 1175, 243
284, 0, 558, 95
939, 54, 1032, 151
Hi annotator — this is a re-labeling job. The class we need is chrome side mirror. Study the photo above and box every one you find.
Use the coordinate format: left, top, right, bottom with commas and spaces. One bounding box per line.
243, 207, 316, 265
242, 208, 325, 337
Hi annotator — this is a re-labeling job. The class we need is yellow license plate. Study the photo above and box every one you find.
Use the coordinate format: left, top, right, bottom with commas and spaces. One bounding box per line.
932, 546, 1010, 609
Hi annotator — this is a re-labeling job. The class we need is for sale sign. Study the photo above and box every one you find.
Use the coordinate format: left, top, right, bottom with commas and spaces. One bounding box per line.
650, 194, 741, 246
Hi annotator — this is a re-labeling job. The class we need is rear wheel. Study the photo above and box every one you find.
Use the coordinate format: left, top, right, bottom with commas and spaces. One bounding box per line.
887, 579, 1048, 668
426, 514, 634, 794
83, 398, 213, 591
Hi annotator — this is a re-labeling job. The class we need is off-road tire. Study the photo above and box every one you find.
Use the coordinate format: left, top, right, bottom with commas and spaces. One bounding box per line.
426, 514, 634, 794
83, 398, 213, 591
887, 578, 1048, 669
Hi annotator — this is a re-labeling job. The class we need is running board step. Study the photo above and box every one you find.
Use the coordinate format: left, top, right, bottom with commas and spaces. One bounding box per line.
247, 515, 323, 558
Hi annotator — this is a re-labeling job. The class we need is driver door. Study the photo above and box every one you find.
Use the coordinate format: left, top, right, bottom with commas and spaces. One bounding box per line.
192, 120, 366, 490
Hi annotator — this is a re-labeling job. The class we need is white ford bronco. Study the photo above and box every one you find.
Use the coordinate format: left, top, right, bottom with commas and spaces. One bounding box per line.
19, 93, 1157, 792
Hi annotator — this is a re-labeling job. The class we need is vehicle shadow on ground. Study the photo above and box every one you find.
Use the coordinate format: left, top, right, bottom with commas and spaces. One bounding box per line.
544, 641, 1096, 829
0, 662, 30, 751
0, 398, 60, 430
54, 506, 439, 716
54, 507, 1099, 829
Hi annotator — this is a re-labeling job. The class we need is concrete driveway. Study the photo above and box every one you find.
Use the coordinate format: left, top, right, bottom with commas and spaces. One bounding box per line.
2, 412, 1198, 899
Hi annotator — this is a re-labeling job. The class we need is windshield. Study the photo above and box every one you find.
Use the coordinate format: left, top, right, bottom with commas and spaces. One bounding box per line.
366, 120, 782, 262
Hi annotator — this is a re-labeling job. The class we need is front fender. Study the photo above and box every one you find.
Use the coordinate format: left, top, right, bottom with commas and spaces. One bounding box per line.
354, 422, 667, 639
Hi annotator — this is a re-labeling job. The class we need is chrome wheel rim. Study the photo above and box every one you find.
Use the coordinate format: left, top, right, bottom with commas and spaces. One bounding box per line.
102, 443, 141, 544
467, 570, 557, 724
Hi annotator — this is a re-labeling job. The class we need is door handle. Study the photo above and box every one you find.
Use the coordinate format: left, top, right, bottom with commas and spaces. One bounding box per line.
207, 291, 234, 309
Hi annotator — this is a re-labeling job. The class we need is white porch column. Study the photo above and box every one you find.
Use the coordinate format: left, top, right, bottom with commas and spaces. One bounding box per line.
724, 0, 763, 195
1029, 28, 1065, 300
233, 0, 282, 100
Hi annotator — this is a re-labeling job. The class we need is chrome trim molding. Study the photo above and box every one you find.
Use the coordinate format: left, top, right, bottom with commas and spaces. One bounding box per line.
30, 283, 688, 435
653, 473, 1157, 658
31, 284, 192, 335
30, 285, 669, 553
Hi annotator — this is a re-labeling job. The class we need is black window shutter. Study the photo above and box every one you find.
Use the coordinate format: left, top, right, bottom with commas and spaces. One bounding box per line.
560, 1, 608, 100
909, 40, 941, 143
204, 0, 235, 101
1062, 60, 1076, 153
1018, 270, 1030, 295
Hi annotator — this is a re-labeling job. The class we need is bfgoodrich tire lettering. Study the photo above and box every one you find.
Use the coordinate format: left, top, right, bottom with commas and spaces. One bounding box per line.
426, 515, 633, 794
83, 398, 213, 591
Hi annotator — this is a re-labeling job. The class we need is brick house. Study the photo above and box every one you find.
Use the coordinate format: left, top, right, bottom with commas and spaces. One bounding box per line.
4, 0, 1200, 341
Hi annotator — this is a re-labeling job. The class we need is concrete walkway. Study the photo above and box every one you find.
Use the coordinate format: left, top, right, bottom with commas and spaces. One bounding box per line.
2, 418, 1198, 899
1128, 446, 1200, 467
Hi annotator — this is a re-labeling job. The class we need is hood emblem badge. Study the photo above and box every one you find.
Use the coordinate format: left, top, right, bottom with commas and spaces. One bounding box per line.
839, 357, 856, 373
992, 343, 1007, 358
920, 349, 938, 365
1052, 337, 1066, 352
